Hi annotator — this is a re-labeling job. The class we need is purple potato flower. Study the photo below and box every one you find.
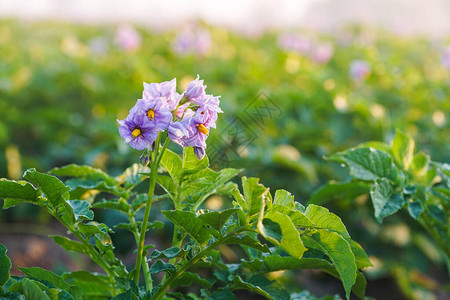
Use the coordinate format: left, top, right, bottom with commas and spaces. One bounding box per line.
190, 95, 222, 128
143, 79, 182, 110
184, 75, 207, 101
168, 108, 214, 158
118, 106, 158, 150
119, 76, 222, 159
135, 97, 173, 131
350, 60, 371, 82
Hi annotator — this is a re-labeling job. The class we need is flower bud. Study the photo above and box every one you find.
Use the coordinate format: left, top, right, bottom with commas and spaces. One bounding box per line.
193, 147, 206, 160
139, 150, 151, 167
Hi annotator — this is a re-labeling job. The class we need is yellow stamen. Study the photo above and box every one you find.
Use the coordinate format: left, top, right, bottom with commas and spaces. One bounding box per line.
197, 124, 208, 135
132, 128, 141, 137
147, 109, 155, 120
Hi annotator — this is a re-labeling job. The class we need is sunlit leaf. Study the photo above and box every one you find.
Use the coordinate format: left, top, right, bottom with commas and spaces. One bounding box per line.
370, 178, 405, 222
329, 148, 398, 182
258, 211, 306, 259
303, 230, 357, 299
162, 210, 218, 246
0, 244, 11, 286
392, 129, 415, 170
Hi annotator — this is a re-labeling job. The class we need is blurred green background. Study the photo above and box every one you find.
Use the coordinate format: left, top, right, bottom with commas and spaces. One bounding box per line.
0, 15, 449, 300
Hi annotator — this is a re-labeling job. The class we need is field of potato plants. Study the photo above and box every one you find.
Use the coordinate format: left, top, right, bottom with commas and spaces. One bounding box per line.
0, 19, 449, 300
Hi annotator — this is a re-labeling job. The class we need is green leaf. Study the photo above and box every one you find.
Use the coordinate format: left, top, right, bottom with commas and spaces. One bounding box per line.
181, 168, 241, 210
78, 222, 110, 238
64, 177, 126, 198
407, 199, 423, 220
307, 181, 369, 206
170, 272, 212, 289
21, 278, 50, 300
45, 288, 74, 300
18, 267, 70, 292
67, 200, 94, 221
432, 162, 450, 179
305, 205, 349, 237
410, 152, 430, 178
356, 141, 391, 153
258, 211, 306, 259
427, 205, 446, 225
63, 271, 111, 298
149, 247, 184, 260
203, 289, 237, 300
226, 235, 270, 253
92, 198, 130, 213
242, 177, 269, 221
303, 230, 357, 300
162, 210, 218, 246
197, 208, 239, 233
291, 290, 341, 300
111, 289, 139, 300
182, 147, 209, 176
119, 163, 150, 188
370, 178, 405, 222
352, 271, 367, 300
231, 275, 290, 300
63, 271, 109, 284
149, 260, 176, 274
330, 148, 398, 182
242, 254, 334, 273
51, 236, 87, 254
343, 238, 372, 269
23, 169, 74, 225
160, 149, 183, 184
392, 129, 415, 170
273, 190, 295, 209
50, 164, 117, 187
270, 205, 314, 228
0, 244, 11, 286
156, 175, 177, 201
0, 179, 39, 209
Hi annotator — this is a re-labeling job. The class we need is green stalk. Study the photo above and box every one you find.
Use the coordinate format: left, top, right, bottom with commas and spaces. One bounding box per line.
133, 149, 158, 284
151, 227, 246, 300
49, 211, 119, 296
129, 212, 152, 291
133, 135, 170, 286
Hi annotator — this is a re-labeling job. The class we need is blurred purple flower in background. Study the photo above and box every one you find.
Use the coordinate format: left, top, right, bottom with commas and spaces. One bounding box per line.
115, 24, 141, 52
350, 60, 371, 81
441, 46, 450, 69
278, 33, 334, 65
172, 27, 212, 56
277, 33, 312, 55
312, 42, 334, 64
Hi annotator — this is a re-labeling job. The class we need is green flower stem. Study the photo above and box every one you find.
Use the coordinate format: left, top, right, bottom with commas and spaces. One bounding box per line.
151, 227, 247, 300
133, 135, 170, 286
129, 211, 152, 291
